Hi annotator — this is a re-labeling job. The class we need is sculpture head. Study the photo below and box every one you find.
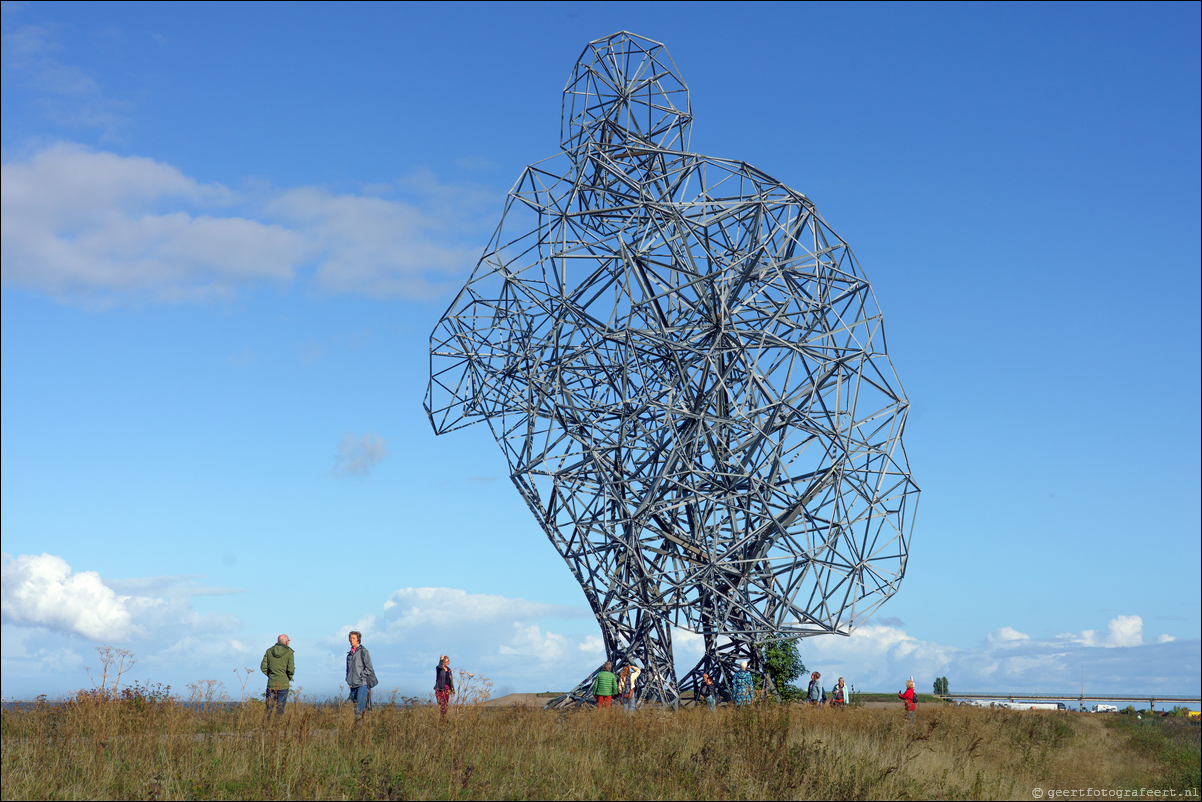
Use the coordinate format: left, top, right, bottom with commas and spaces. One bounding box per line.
561, 31, 692, 154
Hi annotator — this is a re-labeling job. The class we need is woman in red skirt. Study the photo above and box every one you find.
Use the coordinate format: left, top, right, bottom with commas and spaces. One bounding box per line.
435, 655, 455, 721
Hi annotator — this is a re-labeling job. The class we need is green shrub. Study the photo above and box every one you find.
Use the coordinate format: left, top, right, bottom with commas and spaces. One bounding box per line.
762, 638, 807, 701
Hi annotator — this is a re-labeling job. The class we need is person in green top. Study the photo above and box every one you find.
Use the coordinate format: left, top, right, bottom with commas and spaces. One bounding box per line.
591, 661, 619, 708
260, 634, 295, 724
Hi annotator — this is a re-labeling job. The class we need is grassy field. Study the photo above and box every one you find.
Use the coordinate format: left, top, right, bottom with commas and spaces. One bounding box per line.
2, 694, 1198, 800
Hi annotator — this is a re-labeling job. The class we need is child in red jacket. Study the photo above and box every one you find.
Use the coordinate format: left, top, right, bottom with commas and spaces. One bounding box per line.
899, 679, 916, 727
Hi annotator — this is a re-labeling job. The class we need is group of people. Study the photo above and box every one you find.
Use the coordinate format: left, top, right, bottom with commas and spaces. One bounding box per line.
259, 635, 909, 721
258, 632, 458, 724
804, 671, 852, 708
588, 660, 853, 709
589, 661, 642, 711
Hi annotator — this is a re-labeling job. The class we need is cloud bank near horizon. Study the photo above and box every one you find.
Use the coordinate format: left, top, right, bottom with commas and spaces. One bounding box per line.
1, 553, 239, 642
1, 552, 251, 693
2, 552, 1198, 700
0, 144, 493, 305
806, 614, 1196, 696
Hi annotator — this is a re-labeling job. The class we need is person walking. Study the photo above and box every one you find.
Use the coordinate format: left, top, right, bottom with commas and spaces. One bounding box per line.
345, 630, 377, 721
260, 634, 294, 725
617, 664, 641, 714
831, 677, 849, 709
807, 671, 825, 706
898, 679, 916, 727
592, 662, 618, 709
435, 655, 455, 722
732, 661, 754, 706
698, 672, 718, 711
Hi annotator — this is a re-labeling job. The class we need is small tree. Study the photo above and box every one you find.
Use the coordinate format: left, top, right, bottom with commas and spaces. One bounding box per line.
932, 676, 950, 695
763, 639, 807, 702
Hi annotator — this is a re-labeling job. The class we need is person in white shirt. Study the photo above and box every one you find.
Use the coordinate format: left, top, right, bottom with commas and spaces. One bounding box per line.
618, 664, 642, 713
831, 676, 850, 708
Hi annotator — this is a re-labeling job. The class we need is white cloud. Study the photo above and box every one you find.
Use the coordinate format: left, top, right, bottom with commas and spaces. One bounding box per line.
672, 627, 706, 666
367, 587, 584, 637
579, 635, 605, 655
327, 598, 1200, 699
0, 553, 240, 643
803, 623, 957, 689
1060, 614, 1145, 648
497, 623, 576, 660
149, 635, 256, 675
331, 433, 389, 476
1, 23, 132, 138
1105, 615, 1145, 647
5, 557, 1195, 701
1, 553, 136, 640
0, 627, 88, 681
987, 626, 1030, 646
268, 185, 478, 300
105, 574, 240, 599
1, 144, 493, 304
330, 587, 596, 695
799, 614, 1198, 696
1, 552, 255, 698
1, 144, 305, 302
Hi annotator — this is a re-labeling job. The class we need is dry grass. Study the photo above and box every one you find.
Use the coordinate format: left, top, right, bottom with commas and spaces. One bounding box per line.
2, 694, 1197, 800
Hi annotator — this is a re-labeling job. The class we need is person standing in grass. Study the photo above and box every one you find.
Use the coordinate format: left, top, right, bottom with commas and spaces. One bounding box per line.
345, 630, 377, 721
617, 663, 641, 714
698, 672, 718, 711
831, 677, 849, 709
807, 671, 825, 706
592, 662, 618, 708
732, 661, 754, 706
261, 634, 294, 725
435, 655, 455, 722
898, 679, 916, 727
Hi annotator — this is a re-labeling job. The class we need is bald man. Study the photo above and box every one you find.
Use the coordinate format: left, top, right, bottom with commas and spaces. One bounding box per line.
261, 634, 295, 724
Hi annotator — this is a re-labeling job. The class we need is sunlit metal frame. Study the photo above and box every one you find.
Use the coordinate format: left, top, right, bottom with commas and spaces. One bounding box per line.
426, 32, 919, 707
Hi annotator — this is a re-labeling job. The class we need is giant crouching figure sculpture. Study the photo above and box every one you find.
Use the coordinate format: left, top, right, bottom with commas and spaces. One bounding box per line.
426, 32, 919, 707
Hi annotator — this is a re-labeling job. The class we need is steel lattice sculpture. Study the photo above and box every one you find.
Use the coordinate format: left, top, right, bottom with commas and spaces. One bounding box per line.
426, 32, 919, 706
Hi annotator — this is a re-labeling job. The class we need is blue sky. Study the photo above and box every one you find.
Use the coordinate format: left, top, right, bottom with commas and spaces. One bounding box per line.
2, 1, 1199, 702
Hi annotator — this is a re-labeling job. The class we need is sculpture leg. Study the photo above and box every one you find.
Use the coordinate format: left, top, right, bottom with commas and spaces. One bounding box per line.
677, 636, 779, 705
545, 612, 679, 709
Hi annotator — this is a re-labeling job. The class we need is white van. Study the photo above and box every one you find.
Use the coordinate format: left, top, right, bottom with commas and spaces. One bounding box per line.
1092, 704, 1118, 713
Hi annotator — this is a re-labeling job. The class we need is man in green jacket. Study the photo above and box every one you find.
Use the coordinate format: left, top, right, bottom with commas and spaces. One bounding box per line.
261, 634, 294, 723
591, 661, 619, 709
